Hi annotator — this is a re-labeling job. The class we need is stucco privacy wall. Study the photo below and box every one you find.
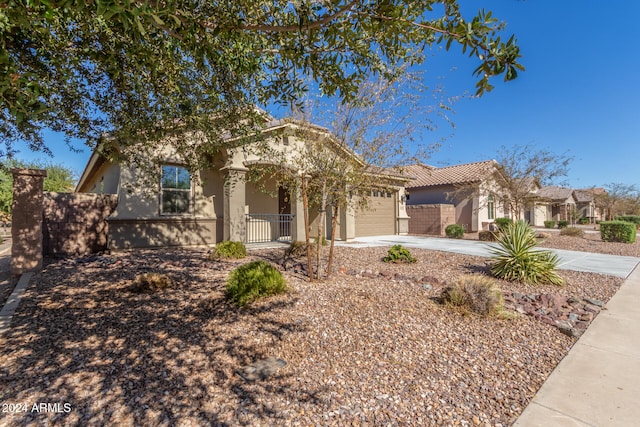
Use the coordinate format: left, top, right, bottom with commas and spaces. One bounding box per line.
11, 169, 47, 275
42, 192, 118, 256
407, 204, 455, 236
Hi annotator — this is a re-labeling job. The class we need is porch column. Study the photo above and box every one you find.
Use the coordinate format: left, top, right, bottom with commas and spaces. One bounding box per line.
290, 189, 306, 242
340, 201, 356, 240
470, 194, 480, 232
222, 167, 248, 242
397, 187, 409, 235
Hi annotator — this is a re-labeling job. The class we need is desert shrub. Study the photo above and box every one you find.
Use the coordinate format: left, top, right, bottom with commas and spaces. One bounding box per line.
600, 221, 637, 243
543, 220, 556, 229
478, 230, 498, 241
445, 224, 465, 239
441, 285, 467, 307
440, 275, 504, 316
210, 241, 247, 260
578, 217, 590, 225
226, 261, 286, 306
130, 273, 173, 292
313, 236, 329, 246
383, 244, 416, 263
616, 215, 640, 229
494, 217, 513, 231
489, 220, 564, 286
557, 220, 569, 229
560, 226, 584, 237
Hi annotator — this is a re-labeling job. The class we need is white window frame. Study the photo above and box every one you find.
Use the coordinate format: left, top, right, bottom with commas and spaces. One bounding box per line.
488, 194, 495, 220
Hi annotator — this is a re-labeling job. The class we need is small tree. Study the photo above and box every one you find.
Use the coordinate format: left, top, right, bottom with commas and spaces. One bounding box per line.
493, 145, 573, 220
595, 183, 640, 220
0, 159, 77, 217
448, 145, 572, 222
2, 1, 523, 174
249, 72, 445, 280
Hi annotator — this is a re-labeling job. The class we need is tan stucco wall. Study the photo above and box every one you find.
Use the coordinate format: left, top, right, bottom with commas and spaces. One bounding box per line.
111, 162, 218, 221
102, 147, 222, 247
199, 168, 224, 218
82, 161, 121, 194
456, 198, 474, 232
108, 218, 218, 249
246, 178, 278, 214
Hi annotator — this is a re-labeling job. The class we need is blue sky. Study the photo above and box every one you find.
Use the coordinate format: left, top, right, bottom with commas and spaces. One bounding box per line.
421, 0, 640, 189
18, 0, 640, 189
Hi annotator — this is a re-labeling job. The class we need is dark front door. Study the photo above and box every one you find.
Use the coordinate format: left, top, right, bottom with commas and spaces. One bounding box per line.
278, 187, 291, 238
279, 187, 291, 214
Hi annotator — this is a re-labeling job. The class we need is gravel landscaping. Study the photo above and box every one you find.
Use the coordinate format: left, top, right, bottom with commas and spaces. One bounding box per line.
535, 231, 640, 257
463, 229, 640, 258
0, 241, 13, 309
0, 241, 627, 426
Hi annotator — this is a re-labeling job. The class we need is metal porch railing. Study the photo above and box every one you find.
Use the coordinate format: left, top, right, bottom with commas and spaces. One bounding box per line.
245, 214, 294, 243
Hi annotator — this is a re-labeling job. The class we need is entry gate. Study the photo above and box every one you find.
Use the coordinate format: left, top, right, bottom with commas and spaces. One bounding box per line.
245, 214, 293, 243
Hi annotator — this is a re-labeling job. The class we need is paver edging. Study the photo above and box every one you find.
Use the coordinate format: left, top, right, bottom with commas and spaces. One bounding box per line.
0, 272, 34, 335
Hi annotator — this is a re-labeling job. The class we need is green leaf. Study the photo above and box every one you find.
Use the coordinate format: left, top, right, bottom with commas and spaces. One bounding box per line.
150, 14, 165, 26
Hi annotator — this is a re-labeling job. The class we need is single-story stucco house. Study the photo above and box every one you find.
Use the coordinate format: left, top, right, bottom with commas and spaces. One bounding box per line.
573, 189, 599, 222
534, 186, 577, 223
75, 119, 411, 249
403, 160, 506, 232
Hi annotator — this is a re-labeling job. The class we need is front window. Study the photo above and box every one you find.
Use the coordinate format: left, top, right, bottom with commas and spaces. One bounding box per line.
161, 165, 191, 214
488, 194, 495, 220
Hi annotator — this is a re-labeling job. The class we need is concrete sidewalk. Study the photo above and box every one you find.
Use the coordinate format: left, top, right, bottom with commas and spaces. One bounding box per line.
513, 263, 640, 426
337, 235, 640, 278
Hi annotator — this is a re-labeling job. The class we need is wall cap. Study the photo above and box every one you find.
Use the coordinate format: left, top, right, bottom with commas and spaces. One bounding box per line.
11, 168, 47, 177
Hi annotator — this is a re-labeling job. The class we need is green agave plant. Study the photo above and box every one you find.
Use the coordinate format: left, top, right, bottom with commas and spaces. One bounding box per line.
489, 220, 564, 286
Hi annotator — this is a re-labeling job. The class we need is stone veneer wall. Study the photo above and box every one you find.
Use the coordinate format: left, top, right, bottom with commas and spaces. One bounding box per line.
42, 192, 118, 256
11, 169, 47, 275
407, 204, 456, 236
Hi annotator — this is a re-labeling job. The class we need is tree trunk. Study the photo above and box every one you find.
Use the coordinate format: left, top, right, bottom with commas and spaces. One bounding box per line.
301, 175, 314, 282
326, 203, 339, 277
315, 183, 328, 281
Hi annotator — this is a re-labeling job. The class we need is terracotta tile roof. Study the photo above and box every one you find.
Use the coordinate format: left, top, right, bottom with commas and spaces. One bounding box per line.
573, 190, 594, 203
364, 165, 413, 181
536, 186, 574, 201
403, 160, 497, 189
578, 187, 607, 196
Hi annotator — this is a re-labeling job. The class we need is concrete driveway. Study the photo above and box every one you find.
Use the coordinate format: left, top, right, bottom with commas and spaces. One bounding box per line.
337, 235, 640, 278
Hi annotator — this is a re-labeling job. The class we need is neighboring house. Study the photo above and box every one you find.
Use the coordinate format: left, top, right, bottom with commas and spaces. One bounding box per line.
403, 160, 505, 232
578, 187, 607, 221
512, 177, 549, 227
75, 119, 410, 249
534, 186, 577, 222
573, 189, 598, 223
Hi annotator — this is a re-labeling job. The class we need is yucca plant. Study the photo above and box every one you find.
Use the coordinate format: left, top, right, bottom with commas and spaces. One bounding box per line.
489, 220, 564, 286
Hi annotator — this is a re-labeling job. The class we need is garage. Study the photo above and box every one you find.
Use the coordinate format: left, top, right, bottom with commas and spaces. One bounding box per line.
355, 191, 397, 236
